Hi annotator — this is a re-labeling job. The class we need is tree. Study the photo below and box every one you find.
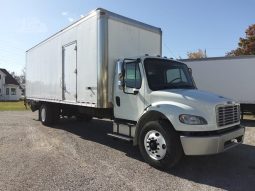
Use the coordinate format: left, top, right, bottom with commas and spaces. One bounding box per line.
187, 49, 207, 59
10, 67, 26, 94
227, 24, 255, 56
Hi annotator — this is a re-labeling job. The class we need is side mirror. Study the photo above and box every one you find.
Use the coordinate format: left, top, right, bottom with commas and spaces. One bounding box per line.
117, 61, 124, 90
188, 68, 192, 75
117, 59, 141, 95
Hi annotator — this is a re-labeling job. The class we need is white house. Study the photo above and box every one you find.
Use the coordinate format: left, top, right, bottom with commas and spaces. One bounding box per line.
0, 68, 22, 101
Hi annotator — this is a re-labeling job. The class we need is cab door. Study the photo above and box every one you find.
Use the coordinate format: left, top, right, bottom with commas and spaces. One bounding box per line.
113, 60, 145, 121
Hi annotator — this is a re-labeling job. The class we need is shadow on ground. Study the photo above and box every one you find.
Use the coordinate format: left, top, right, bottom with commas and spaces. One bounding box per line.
241, 119, 255, 127
51, 118, 255, 191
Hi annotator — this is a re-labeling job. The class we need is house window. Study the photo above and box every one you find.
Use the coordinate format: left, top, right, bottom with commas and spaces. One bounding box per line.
0, 74, 1, 79
0, 88, 1, 93
6, 88, 9, 95
11, 88, 16, 95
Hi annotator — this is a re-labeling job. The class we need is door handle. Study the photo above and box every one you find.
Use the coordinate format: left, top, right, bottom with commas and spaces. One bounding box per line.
116, 96, 120, 107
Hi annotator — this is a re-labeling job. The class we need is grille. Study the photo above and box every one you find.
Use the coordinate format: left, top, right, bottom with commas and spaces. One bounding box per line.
216, 105, 240, 127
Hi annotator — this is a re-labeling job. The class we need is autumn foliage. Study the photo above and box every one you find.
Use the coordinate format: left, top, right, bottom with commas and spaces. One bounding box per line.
227, 24, 255, 56
187, 49, 207, 59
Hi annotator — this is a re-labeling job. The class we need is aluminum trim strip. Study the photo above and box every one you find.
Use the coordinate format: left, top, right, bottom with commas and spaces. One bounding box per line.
97, 13, 109, 108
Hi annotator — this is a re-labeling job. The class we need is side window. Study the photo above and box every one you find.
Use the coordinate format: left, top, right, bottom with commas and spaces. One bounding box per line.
6, 88, 9, 95
125, 63, 142, 89
166, 68, 187, 83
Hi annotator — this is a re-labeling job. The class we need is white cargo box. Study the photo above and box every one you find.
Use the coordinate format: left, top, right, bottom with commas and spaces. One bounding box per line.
26, 8, 162, 108
182, 55, 255, 104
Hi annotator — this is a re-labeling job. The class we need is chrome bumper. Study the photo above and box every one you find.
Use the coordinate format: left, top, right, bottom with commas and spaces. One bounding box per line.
180, 126, 245, 155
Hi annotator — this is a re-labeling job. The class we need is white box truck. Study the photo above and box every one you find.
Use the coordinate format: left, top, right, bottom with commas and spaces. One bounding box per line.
26, 8, 245, 169
182, 56, 255, 115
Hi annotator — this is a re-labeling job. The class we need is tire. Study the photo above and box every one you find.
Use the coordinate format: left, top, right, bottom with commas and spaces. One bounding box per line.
40, 104, 58, 126
138, 120, 183, 169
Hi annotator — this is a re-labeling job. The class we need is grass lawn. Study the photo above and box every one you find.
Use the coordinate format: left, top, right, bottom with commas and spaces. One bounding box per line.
0, 101, 27, 111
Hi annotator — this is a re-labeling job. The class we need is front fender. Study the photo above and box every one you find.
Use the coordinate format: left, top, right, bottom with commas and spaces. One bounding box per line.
134, 101, 217, 145
134, 109, 170, 145
134, 101, 187, 145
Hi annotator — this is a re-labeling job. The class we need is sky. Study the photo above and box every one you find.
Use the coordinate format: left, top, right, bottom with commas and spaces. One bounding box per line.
0, 0, 254, 75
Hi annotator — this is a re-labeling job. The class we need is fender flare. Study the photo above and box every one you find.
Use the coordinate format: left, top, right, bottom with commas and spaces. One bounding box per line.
133, 110, 173, 146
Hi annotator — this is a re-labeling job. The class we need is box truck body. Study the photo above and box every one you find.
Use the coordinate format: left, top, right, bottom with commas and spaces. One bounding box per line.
182, 56, 255, 112
26, 8, 245, 169
26, 8, 162, 108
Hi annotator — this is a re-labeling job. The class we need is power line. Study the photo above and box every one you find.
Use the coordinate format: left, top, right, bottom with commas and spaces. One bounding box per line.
163, 42, 177, 59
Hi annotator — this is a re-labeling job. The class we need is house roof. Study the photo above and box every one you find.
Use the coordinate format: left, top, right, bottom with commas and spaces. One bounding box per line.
0, 68, 20, 86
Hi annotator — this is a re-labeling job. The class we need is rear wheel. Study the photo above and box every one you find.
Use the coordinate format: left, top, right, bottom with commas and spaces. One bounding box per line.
40, 104, 59, 126
138, 120, 183, 169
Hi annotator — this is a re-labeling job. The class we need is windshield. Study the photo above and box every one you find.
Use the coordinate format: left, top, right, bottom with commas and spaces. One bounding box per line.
144, 58, 195, 91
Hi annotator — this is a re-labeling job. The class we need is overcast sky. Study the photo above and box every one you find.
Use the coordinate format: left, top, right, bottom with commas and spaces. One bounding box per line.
0, 0, 254, 74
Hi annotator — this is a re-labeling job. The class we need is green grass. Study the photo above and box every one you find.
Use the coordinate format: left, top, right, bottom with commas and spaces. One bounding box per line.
0, 101, 27, 111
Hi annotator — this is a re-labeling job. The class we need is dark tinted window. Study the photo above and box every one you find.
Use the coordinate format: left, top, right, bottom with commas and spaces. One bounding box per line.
144, 58, 194, 91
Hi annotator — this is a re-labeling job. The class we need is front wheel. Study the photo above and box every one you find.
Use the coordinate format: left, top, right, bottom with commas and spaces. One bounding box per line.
138, 121, 183, 169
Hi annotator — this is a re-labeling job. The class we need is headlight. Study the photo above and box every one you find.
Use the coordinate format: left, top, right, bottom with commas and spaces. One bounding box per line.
179, 114, 207, 125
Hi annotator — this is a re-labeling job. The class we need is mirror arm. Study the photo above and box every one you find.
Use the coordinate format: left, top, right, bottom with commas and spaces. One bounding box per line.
133, 88, 139, 95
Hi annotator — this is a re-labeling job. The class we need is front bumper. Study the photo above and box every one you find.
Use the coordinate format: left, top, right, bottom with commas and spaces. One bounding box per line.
180, 125, 245, 155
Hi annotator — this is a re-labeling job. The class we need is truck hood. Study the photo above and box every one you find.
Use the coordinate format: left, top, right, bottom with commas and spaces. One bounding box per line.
149, 89, 239, 131
150, 89, 235, 108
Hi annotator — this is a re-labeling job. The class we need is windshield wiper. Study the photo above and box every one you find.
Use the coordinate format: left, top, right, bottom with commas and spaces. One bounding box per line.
162, 83, 194, 90
178, 84, 194, 89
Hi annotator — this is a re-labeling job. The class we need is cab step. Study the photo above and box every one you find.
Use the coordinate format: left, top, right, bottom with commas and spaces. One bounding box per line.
107, 133, 133, 141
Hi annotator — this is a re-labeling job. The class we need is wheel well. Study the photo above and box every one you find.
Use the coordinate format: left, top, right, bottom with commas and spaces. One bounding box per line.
133, 110, 174, 146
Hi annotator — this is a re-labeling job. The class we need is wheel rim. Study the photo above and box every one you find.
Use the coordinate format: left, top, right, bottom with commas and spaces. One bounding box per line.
144, 130, 167, 160
41, 107, 46, 122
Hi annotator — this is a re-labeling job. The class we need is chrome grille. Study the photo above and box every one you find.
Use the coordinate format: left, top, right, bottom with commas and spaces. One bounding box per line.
216, 105, 240, 127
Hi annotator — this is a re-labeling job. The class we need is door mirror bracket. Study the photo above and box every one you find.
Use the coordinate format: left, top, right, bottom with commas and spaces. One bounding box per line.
133, 88, 139, 95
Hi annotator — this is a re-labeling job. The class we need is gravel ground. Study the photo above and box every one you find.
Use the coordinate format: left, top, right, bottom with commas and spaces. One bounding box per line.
0, 111, 255, 191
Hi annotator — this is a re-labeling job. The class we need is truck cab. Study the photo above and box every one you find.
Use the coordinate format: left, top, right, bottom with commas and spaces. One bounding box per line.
112, 56, 245, 169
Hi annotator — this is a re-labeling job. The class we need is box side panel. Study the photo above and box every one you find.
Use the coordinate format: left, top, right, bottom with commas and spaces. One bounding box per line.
26, 15, 98, 106
76, 16, 98, 105
107, 18, 161, 102
184, 58, 255, 104
26, 36, 63, 100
